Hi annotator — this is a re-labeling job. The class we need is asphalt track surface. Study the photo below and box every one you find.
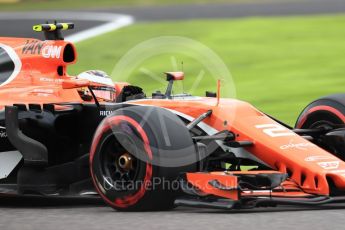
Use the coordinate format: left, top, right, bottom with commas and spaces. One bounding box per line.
2, 1, 345, 230
1, 196, 345, 230
109, 0, 345, 21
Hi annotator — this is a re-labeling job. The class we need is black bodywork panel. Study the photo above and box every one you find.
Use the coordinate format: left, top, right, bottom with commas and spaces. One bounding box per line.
0, 102, 132, 196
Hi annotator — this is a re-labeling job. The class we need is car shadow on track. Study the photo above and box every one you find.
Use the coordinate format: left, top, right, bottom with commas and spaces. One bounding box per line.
175, 204, 345, 214
0, 195, 106, 208
1, 196, 345, 213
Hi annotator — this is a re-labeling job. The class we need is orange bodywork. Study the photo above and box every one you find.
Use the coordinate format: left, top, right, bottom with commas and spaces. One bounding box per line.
129, 99, 345, 197
0, 37, 127, 109
0, 38, 83, 108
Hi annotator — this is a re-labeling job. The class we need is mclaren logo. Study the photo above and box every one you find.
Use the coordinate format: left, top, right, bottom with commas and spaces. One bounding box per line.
0, 126, 7, 138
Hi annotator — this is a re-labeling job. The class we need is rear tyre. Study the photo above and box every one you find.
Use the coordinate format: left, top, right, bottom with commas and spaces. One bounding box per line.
90, 106, 198, 211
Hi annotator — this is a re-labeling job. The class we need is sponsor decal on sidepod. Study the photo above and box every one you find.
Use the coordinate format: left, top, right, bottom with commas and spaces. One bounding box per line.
22, 40, 62, 59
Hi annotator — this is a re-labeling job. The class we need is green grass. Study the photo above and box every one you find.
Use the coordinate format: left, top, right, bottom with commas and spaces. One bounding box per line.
69, 15, 345, 125
0, 0, 281, 11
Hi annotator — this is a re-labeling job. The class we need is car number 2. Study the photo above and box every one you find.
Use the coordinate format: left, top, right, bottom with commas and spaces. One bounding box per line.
255, 124, 295, 137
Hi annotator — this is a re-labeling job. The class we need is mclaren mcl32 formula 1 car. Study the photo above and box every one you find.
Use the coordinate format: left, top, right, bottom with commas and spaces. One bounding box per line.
1, 22, 345, 211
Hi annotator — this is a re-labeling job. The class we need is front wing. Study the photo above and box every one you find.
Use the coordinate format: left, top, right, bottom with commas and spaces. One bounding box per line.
175, 170, 345, 210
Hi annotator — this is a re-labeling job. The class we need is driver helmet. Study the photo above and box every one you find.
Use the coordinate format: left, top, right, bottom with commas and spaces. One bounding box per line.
77, 70, 116, 102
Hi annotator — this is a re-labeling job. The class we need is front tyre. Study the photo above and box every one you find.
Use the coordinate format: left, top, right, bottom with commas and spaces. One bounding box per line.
90, 106, 198, 211
295, 94, 345, 159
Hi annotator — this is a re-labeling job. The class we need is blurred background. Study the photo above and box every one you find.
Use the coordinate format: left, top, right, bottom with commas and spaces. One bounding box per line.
1, 0, 345, 125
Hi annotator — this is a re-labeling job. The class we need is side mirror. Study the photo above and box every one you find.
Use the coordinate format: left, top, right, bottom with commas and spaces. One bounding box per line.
164, 72, 184, 99
62, 79, 90, 89
165, 72, 184, 81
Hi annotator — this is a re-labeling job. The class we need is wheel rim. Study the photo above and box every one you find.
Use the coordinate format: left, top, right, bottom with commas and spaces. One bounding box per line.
308, 118, 344, 156
100, 132, 141, 190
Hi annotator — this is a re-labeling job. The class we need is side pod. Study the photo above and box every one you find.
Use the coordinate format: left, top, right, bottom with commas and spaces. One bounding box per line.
5, 106, 48, 166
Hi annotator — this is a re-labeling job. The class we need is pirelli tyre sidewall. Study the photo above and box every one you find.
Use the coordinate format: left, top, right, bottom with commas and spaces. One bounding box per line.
295, 94, 345, 129
90, 106, 198, 211
295, 94, 345, 160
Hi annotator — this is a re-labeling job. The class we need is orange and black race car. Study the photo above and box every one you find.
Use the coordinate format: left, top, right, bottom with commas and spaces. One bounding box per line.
2, 22, 345, 211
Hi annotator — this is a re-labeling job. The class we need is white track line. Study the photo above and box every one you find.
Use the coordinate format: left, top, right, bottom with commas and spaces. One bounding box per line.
0, 11, 135, 42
